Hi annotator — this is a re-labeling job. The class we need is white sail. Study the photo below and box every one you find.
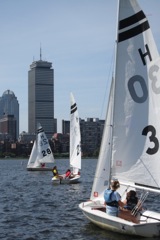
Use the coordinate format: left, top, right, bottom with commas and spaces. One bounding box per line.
27, 141, 37, 166
27, 123, 54, 169
79, 1, 160, 237
70, 92, 81, 174
92, 0, 160, 197
111, 0, 160, 189
52, 93, 81, 183
91, 78, 114, 200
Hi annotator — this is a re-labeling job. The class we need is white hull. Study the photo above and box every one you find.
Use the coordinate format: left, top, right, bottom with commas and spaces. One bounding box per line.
79, 201, 160, 237
69, 174, 80, 183
52, 174, 80, 184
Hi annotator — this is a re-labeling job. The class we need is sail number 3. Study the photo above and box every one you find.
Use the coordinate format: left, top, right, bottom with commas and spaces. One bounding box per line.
127, 44, 160, 155
142, 125, 159, 155
128, 71, 160, 155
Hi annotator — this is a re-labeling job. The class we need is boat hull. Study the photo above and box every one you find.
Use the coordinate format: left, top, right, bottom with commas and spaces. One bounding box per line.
27, 167, 52, 171
79, 201, 160, 237
52, 174, 80, 184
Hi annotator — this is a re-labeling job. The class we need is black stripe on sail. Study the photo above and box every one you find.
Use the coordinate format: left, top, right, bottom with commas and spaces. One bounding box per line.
71, 103, 76, 110
118, 11, 150, 42
37, 127, 44, 134
119, 11, 146, 30
71, 103, 77, 114
71, 106, 77, 114
118, 20, 150, 42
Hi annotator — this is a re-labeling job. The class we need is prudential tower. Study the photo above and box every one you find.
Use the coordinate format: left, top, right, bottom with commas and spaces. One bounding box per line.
28, 50, 54, 139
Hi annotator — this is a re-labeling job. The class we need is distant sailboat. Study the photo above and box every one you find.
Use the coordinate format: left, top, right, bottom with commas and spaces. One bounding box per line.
79, 0, 160, 237
27, 123, 54, 171
52, 92, 81, 183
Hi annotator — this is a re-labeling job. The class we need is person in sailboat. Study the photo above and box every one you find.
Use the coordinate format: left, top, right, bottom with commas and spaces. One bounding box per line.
65, 169, 76, 179
123, 190, 138, 211
104, 179, 124, 217
41, 163, 45, 168
122, 190, 143, 215
52, 166, 62, 179
104, 180, 139, 223
118, 190, 141, 223
65, 169, 71, 178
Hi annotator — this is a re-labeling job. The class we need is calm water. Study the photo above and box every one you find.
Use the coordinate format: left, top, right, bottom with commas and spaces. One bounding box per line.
0, 158, 159, 240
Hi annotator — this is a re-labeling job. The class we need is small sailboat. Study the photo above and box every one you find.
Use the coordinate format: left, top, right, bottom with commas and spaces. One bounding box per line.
52, 92, 81, 183
27, 123, 54, 171
79, 0, 160, 237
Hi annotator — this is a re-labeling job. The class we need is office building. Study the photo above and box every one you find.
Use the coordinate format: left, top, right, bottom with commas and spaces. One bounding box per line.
62, 118, 105, 155
0, 90, 19, 139
80, 118, 105, 155
0, 114, 16, 141
62, 120, 70, 134
28, 54, 54, 138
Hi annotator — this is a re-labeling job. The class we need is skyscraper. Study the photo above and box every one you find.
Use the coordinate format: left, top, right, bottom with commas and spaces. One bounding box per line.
0, 90, 19, 139
28, 54, 54, 139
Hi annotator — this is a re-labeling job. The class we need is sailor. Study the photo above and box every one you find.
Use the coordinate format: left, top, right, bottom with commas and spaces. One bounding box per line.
65, 169, 71, 178
52, 166, 59, 178
104, 179, 124, 217
123, 190, 138, 211
104, 180, 139, 223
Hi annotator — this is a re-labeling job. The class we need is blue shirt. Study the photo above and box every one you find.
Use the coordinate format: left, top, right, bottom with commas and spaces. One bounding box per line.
105, 190, 121, 215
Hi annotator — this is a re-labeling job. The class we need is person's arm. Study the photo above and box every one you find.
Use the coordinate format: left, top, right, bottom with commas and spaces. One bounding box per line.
118, 200, 125, 208
116, 192, 125, 208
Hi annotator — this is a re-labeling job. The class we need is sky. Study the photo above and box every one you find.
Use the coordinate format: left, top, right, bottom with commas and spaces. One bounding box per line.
0, 0, 160, 133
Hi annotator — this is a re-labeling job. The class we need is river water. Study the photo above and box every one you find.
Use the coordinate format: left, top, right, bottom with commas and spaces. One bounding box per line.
0, 158, 159, 240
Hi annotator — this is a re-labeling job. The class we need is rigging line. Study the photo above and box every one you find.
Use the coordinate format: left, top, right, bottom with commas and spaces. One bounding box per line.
132, 191, 149, 216
100, 43, 115, 119
139, 158, 159, 188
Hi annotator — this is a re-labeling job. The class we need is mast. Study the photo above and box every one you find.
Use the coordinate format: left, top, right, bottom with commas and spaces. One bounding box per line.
40, 43, 42, 60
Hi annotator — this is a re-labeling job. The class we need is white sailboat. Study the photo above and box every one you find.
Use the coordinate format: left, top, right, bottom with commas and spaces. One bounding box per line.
79, 0, 160, 237
52, 92, 81, 183
68, 92, 81, 183
27, 123, 54, 171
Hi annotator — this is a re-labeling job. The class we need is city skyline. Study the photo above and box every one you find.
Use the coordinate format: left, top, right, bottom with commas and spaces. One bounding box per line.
0, 0, 160, 133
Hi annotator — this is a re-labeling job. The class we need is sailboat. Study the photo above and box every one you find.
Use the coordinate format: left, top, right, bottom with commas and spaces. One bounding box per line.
79, 0, 160, 237
27, 123, 55, 171
52, 92, 81, 183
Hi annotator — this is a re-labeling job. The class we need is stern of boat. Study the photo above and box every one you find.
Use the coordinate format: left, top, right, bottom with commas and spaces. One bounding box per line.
69, 174, 80, 183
